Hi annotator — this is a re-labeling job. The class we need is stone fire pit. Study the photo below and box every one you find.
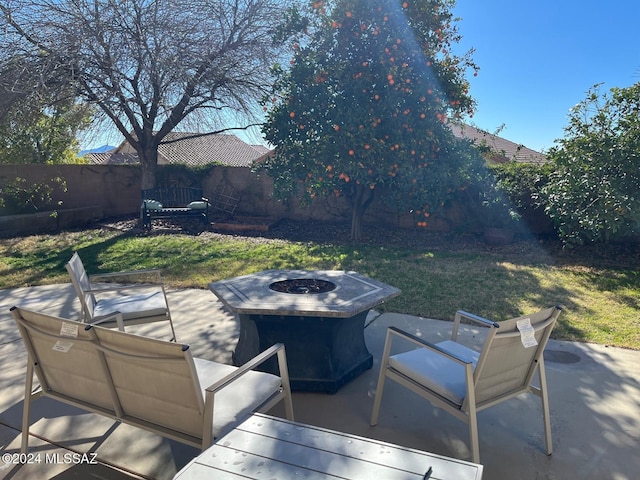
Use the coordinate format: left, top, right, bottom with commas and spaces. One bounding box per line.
208, 270, 400, 393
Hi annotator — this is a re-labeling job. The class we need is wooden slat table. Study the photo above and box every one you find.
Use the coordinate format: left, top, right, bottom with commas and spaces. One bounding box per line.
173, 414, 483, 480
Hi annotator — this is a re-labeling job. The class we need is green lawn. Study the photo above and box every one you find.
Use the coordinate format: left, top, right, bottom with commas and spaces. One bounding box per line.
1, 224, 638, 349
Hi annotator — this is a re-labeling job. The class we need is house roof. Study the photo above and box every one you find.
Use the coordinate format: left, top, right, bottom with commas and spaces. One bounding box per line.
450, 123, 547, 164
157, 132, 268, 167
86, 126, 544, 166
250, 144, 271, 155
85, 152, 139, 165
86, 133, 270, 167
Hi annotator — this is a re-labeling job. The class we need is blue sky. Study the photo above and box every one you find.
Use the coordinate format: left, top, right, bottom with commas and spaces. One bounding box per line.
451, 0, 640, 153
84, 0, 640, 153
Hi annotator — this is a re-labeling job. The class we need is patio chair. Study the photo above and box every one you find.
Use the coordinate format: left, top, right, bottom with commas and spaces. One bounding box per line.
66, 252, 176, 341
10, 306, 294, 453
370, 306, 563, 463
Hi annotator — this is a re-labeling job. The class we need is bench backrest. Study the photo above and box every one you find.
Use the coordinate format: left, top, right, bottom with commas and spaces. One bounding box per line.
141, 187, 204, 207
11, 307, 206, 444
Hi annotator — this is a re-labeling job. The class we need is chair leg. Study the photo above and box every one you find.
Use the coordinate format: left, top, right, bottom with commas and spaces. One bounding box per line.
162, 289, 177, 342
462, 364, 480, 464
115, 313, 125, 332
538, 361, 553, 455
370, 330, 394, 426
167, 316, 177, 342
277, 347, 295, 422
370, 370, 387, 426
468, 406, 480, 464
21, 363, 35, 454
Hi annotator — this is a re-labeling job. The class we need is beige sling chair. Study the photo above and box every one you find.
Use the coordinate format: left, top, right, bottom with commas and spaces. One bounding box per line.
371, 306, 562, 463
10, 306, 294, 453
66, 251, 176, 340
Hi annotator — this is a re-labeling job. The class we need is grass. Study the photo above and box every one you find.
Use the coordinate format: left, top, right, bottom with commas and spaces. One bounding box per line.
1, 223, 638, 350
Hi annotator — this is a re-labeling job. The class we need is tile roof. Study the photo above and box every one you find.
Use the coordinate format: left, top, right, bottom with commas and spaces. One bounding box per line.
86, 133, 270, 167
86, 127, 544, 167
158, 132, 268, 167
450, 123, 547, 164
85, 152, 139, 165
250, 144, 271, 155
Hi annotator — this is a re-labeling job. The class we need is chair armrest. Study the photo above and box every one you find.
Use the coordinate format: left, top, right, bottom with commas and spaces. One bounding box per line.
387, 326, 473, 366
455, 310, 500, 328
89, 312, 125, 331
89, 268, 162, 283
201, 344, 292, 446
89, 269, 163, 283
204, 343, 288, 394
83, 283, 166, 294
451, 310, 499, 341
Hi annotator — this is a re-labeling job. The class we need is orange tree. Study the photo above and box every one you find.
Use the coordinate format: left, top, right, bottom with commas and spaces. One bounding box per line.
260, 0, 486, 241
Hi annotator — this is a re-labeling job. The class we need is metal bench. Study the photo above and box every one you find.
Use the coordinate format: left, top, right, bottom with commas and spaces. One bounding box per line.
141, 187, 210, 228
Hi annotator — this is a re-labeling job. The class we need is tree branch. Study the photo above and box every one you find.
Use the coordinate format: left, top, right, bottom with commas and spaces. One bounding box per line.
158, 123, 264, 144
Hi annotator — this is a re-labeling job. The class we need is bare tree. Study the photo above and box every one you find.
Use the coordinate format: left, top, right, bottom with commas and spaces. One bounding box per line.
0, 0, 295, 188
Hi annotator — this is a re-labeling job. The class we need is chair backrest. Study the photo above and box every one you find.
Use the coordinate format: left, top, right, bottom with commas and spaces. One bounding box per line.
66, 252, 96, 320
11, 306, 206, 442
468, 306, 561, 409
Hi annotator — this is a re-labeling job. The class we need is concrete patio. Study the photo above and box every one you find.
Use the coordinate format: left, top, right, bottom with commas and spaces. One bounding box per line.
0, 284, 638, 479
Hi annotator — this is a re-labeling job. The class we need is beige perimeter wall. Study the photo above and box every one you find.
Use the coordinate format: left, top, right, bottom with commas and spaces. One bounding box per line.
0, 164, 429, 226
1, 163, 530, 237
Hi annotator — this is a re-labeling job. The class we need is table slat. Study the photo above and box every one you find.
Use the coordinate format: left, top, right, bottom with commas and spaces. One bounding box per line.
234, 415, 481, 480
174, 414, 483, 480
198, 436, 426, 480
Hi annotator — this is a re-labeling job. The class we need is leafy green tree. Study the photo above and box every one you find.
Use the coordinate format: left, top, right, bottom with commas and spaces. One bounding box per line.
261, 0, 484, 240
0, 100, 91, 164
543, 83, 640, 245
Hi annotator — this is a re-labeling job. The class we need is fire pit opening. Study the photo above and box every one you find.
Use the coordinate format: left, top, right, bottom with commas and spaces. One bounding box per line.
269, 278, 337, 294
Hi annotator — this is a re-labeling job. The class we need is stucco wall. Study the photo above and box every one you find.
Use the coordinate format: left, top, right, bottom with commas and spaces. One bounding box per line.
0, 164, 508, 235
0, 164, 140, 217
1, 164, 340, 221
0, 164, 459, 232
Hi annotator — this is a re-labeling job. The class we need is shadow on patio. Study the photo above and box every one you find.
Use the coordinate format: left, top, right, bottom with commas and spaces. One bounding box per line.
0, 284, 639, 479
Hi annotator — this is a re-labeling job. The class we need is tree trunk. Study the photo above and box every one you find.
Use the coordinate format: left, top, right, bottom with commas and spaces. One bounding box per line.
351, 201, 363, 241
349, 184, 375, 242
137, 143, 159, 190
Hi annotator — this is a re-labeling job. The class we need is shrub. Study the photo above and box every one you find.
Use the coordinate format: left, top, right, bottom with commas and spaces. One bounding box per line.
487, 162, 555, 236
491, 162, 553, 212
0, 177, 67, 215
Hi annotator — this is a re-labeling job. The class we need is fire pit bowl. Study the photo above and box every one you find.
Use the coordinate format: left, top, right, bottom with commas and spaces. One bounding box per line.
269, 278, 337, 294
209, 270, 400, 393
